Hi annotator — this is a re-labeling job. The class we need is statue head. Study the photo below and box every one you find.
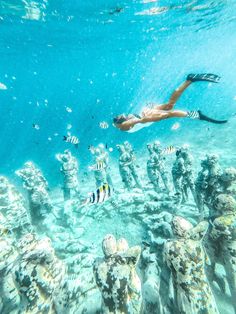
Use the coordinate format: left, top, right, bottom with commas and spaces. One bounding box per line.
206, 154, 219, 167
147, 143, 153, 153
124, 141, 132, 152
62, 152, 70, 162
221, 167, 236, 183
200, 158, 208, 169
102, 234, 117, 257
117, 238, 129, 252
153, 141, 162, 153
24, 161, 34, 169
94, 147, 101, 157
179, 147, 189, 159
116, 144, 124, 153
18, 233, 37, 253
98, 143, 105, 152
171, 216, 193, 238
214, 194, 236, 214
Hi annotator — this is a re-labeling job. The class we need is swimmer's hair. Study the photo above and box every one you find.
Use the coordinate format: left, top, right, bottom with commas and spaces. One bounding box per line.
113, 115, 127, 125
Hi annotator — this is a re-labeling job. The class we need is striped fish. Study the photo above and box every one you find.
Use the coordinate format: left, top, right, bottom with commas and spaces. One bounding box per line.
88, 161, 106, 171
99, 121, 109, 129
63, 135, 80, 147
85, 184, 112, 205
162, 145, 176, 155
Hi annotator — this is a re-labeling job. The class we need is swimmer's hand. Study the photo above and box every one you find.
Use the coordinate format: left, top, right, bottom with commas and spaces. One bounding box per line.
117, 117, 139, 131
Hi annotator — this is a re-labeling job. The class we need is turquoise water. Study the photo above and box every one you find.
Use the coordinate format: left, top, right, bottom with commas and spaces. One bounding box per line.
1, 0, 236, 183
1, 1, 236, 313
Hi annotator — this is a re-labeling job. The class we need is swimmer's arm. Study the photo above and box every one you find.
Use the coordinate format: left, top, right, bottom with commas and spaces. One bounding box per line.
120, 118, 141, 130
124, 117, 141, 126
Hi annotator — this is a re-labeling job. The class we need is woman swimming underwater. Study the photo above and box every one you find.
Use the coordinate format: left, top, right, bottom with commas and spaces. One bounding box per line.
113, 73, 228, 133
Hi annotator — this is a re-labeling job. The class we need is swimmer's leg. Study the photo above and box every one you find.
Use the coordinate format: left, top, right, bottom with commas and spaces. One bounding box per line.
166, 110, 188, 118
167, 110, 228, 124
154, 73, 221, 111
154, 80, 192, 111
166, 80, 192, 108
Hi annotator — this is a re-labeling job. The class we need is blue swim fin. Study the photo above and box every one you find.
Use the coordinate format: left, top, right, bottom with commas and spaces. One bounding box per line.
198, 110, 227, 124
187, 73, 220, 83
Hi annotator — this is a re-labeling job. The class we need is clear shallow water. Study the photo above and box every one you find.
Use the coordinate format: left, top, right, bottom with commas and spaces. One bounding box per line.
0, 1, 236, 313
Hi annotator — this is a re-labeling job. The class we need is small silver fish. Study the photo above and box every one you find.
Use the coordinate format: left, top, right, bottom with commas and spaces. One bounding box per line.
99, 121, 109, 129
32, 124, 40, 130
66, 107, 72, 113
171, 122, 181, 130
0, 82, 7, 90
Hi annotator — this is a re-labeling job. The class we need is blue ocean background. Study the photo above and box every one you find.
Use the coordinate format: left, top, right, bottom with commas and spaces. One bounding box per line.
0, 0, 236, 187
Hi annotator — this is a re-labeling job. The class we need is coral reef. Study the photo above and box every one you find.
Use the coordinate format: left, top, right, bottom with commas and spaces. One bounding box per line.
0, 144, 235, 313
16, 162, 52, 225
0, 176, 32, 237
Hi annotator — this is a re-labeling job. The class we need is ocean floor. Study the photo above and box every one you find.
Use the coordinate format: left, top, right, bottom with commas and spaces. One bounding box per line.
38, 182, 234, 314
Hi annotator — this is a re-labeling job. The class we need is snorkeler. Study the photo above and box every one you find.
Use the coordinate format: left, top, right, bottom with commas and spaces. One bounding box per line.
113, 73, 228, 133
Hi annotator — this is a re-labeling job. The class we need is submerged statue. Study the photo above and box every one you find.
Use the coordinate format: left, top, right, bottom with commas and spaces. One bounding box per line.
151, 141, 171, 193
141, 242, 163, 314
218, 167, 236, 196
148, 211, 173, 246
117, 144, 133, 190
15, 162, 52, 223
0, 224, 20, 313
195, 154, 222, 218
56, 149, 80, 200
123, 141, 142, 189
93, 234, 142, 313
91, 144, 113, 188
0, 176, 31, 236
147, 143, 161, 192
14, 233, 67, 313
116, 142, 142, 189
208, 194, 236, 314
172, 147, 196, 205
163, 216, 219, 314
195, 158, 209, 216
